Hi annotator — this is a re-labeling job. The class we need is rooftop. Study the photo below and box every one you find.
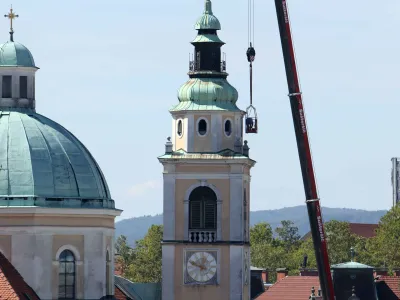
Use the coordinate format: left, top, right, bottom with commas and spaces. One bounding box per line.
256, 276, 320, 300
0, 251, 40, 300
0, 110, 114, 208
0, 41, 36, 68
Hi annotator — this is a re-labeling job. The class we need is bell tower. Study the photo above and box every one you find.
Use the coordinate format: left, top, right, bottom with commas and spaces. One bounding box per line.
158, 1, 256, 299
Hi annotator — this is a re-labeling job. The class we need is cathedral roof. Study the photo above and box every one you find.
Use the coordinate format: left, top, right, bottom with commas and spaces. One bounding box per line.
194, 0, 221, 30
0, 251, 40, 299
0, 41, 36, 68
0, 109, 114, 209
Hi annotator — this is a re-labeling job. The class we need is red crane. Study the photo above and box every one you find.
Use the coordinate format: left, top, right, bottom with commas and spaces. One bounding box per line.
245, 1, 336, 299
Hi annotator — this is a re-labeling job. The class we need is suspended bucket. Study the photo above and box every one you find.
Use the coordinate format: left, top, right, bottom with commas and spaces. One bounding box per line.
245, 105, 258, 134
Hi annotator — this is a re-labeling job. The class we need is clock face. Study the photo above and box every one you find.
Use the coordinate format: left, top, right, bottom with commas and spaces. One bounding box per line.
186, 251, 217, 283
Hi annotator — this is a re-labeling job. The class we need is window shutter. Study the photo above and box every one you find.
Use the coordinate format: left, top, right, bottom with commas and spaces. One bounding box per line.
190, 201, 202, 229
204, 201, 216, 229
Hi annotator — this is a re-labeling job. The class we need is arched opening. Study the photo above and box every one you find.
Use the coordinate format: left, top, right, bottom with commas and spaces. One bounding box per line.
177, 120, 183, 136
106, 250, 111, 296
58, 250, 76, 300
189, 186, 217, 230
224, 119, 232, 136
198, 119, 208, 136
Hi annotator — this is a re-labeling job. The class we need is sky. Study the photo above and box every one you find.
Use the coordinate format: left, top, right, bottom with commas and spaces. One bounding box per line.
4, 1, 400, 220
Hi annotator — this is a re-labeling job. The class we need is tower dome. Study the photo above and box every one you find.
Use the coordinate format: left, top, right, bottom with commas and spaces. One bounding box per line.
0, 41, 36, 67
0, 110, 114, 208
194, 0, 221, 30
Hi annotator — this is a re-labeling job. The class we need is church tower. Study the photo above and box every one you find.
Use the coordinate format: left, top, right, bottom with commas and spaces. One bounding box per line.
158, 1, 256, 299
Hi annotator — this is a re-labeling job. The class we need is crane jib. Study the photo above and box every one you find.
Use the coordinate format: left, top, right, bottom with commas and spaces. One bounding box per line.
275, 0, 336, 299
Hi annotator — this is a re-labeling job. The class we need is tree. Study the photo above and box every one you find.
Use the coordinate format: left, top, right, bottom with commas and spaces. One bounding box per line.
127, 225, 163, 283
370, 205, 400, 270
115, 235, 134, 276
275, 220, 301, 250
250, 222, 273, 245
290, 237, 317, 273
324, 220, 356, 264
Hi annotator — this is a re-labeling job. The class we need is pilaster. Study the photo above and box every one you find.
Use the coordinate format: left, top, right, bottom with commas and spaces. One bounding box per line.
163, 169, 176, 241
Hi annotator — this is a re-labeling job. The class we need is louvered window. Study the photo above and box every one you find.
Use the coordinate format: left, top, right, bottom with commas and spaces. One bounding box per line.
189, 187, 217, 230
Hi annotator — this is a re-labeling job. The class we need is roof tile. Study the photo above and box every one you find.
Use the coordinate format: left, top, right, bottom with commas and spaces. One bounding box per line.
0, 251, 40, 300
256, 276, 319, 300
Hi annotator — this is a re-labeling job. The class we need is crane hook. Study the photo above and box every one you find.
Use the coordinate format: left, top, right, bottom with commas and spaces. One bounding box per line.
246, 42, 256, 63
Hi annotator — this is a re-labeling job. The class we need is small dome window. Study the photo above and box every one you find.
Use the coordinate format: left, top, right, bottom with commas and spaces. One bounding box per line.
198, 119, 207, 136
177, 120, 183, 137
224, 119, 232, 136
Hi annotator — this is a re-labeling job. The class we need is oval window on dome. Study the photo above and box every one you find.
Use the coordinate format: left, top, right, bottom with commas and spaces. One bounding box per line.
198, 119, 207, 136
224, 119, 232, 136
177, 120, 183, 137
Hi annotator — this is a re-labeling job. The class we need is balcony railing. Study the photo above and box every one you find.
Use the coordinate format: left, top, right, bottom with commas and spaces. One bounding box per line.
188, 60, 227, 72
188, 230, 217, 243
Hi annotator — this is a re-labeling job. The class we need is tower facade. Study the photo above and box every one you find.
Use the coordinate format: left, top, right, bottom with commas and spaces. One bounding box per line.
159, 2, 255, 299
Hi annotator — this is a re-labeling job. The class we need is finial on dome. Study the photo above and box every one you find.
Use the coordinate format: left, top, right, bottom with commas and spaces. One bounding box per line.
204, 0, 213, 14
4, 5, 19, 42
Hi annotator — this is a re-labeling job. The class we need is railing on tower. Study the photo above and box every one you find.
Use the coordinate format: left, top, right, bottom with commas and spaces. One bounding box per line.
188, 230, 217, 243
188, 52, 227, 72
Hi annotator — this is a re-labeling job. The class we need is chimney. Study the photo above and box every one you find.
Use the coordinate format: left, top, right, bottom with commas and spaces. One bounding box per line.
393, 268, 400, 276
373, 267, 388, 277
261, 269, 269, 283
300, 268, 319, 276
276, 268, 288, 281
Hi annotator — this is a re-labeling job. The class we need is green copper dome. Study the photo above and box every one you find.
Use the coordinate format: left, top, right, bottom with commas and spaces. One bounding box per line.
195, 0, 221, 30
0, 41, 36, 68
0, 109, 114, 208
173, 78, 240, 112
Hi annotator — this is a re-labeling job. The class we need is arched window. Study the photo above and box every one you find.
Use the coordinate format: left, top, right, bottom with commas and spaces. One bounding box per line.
189, 186, 217, 229
58, 250, 76, 300
197, 119, 208, 136
224, 119, 232, 136
177, 120, 183, 137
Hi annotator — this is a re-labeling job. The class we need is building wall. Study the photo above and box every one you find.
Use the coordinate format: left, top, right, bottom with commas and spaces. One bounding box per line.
171, 112, 244, 153
0, 210, 118, 299
161, 161, 252, 300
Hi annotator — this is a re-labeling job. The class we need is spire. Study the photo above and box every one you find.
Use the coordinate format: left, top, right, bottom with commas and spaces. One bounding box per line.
350, 247, 356, 262
4, 5, 19, 42
204, 0, 213, 14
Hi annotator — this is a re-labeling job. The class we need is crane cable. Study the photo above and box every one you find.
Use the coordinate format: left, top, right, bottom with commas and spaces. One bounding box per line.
246, 0, 256, 106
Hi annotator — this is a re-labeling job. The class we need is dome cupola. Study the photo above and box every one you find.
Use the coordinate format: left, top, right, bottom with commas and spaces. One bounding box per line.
194, 0, 221, 30
0, 7, 38, 110
0, 41, 36, 68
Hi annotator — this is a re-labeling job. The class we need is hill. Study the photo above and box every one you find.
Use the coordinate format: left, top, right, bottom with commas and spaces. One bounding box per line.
115, 206, 387, 246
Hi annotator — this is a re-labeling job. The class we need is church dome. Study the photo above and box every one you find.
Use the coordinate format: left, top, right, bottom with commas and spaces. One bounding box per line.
0, 41, 36, 68
0, 110, 114, 209
194, 0, 221, 30
173, 78, 240, 112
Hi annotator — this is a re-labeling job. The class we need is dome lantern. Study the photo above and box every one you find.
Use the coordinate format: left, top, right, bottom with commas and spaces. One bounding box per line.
0, 7, 39, 110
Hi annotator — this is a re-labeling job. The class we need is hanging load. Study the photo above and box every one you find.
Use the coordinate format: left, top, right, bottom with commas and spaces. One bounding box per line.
245, 0, 258, 134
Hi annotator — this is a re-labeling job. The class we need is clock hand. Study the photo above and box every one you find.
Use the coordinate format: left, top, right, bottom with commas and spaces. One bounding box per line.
190, 260, 205, 270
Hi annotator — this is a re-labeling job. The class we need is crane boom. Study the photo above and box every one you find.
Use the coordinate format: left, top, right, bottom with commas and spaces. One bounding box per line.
274, 1, 335, 299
